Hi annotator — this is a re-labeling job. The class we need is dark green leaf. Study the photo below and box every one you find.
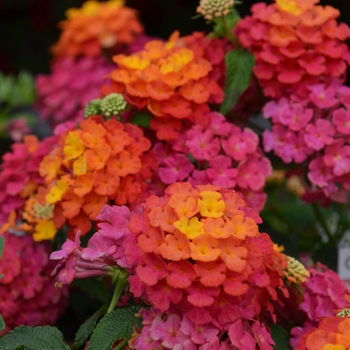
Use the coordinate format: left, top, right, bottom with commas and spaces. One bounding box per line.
72, 277, 110, 305
0, 314, 5, 331
220, 49, 255, 115
87, 305, 143, 350
130, 112, 152, 129
0, 235, 4, 260
270, 324, 292, 350
73, 306, 108, 349
0, 326, 70, 350
211, 9, 241, 38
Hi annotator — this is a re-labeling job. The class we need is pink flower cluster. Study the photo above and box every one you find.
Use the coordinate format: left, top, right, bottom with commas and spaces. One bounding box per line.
35, 56, 114, 126
3, 117, 31, 142
288, 263, 348, 349
50, 205, 132, 286
0, 135, 57, 225
152, 112, 272, 212
263, 83, 350, 202
132, 306, 274, 350
235, 1, 350, 98
0, 231, 68, 335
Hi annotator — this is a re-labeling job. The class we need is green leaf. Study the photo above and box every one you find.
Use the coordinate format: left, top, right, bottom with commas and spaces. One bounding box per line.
72, 277, 110, 305
0, 314, 5, 331
88, 305, 143, 350
73, 306, 108, 349
0, 235, 4, 260
270, 324, 292, 350
220, 48, 255, 115
130, 112, 152, 129
0, 326, 70, 350
211, 9, 241, 38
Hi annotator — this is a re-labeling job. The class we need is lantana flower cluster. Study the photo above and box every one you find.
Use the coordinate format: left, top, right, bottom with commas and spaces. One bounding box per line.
153, 112, 272, 212
297, 313, 350, 350
35, 56, 114, 126
51, 0, 143, 59
290, 263, 348, 349
50, 205, 132, 287
124, 182, 289, 349
105, 31, 229, 140
131, 306, 276, 350
235, 0, 350, 98
38, 115, 158, 239
263, 83, 350, 202
0, 135, 57, 230
0, 231, 68, 335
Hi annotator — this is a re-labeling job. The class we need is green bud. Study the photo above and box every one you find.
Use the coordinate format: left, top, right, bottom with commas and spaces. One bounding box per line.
100, 93, 127, 118
84, 98, 102, 118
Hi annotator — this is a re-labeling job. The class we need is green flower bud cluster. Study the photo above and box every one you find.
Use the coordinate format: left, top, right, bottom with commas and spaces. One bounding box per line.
84, 93, 127, 119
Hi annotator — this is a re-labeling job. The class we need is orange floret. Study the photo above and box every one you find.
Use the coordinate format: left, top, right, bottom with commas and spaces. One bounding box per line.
106, 33, 226, 140
51, 0, 143, 59
298, 315, 350, 350
36, 115, 157, 238
127, 182, 289, 324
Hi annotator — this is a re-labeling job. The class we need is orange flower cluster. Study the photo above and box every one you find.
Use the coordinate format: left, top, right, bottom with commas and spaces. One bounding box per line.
104, 32, 225, 140
126, 182, 289, 326
298, 315, 350, 350
235, 0, 350, 98
38, 116, 158, 238
51, 0, 143, 59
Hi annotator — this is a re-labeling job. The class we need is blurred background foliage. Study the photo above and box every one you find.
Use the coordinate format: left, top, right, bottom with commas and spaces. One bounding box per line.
0, 0, 349, 75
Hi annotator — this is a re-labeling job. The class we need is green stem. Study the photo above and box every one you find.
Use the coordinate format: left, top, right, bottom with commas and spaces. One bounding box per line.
270, 204, 306, 237
221, 17, 239, 47
311, 203, 333, 243
114, 338, 128, 350
107, 269, 129, 314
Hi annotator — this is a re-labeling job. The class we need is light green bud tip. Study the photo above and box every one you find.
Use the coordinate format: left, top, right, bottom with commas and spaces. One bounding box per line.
100, 93, 127, 118
84, 98, 102, 118
337, 309, 350, 318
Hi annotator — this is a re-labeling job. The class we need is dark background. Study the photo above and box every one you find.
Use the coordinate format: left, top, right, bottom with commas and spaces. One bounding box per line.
0, 0, 349, 76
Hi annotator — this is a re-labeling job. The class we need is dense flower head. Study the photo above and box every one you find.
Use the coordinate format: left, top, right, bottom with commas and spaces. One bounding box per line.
104, 31, 230, 140
0, 135, 57, 230
50, 205, 133, 287
37, 115, 158, 239
0, 231, 68, 335
35, 56, 114, 127
152, 111, 272, 212
130, 306, 275, 350
263, 83, 350, 203
51, 0, 143, 59
197, 0, 235, 21
297, 314, 350, 350
290, 263, 348, 349
235, 0, 350, 98
283, 256, 310, 286
124, 182, 288, 345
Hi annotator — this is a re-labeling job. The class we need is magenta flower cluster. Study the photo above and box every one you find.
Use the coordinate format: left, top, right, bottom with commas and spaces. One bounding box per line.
0, 231, 68, 335
35, 56, 114, 126
263, 83, 350, 202
0, 136, 57, 225
133, 307, 274, 350
50, 205, 132, 286
153, 112, 272, 212
289, 263, 348, 349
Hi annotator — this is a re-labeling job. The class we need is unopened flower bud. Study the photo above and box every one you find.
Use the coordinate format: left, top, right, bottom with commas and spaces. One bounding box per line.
337, 309, 350, 318
197, 0, 234, 20
284, 256, 310, 286
100, 93, 127, 118
84, 98, 102, 118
